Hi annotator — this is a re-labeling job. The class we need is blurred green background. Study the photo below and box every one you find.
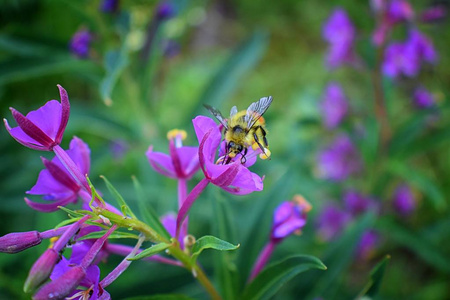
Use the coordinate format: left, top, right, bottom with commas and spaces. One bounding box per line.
1, 0, 450, 299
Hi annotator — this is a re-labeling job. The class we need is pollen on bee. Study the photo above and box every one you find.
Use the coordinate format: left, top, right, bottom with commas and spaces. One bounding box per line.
167, 129, 187, 141
259, 148, 271, 160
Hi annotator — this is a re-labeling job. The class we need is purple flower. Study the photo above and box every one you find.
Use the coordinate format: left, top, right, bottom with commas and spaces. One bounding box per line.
322, 8, 356, 69
147, 129, 200, 180
0, 231, 42, 254
25, 137, 91, 212
156, 2, 175, 20
271, 195, 311, 242
343, 190, 377, 216
382, 29, 437, 78
386, 0, 414, 24
161, 212, 177, 237
420, 5, 447, 23
70, 29, 93, 59
372, 0, 414, 46
100, 0, 119, 13
316, 204, 352, 241
407, 29, 437, 64
193, 116, 264, 195
392, 184, 416, 216
382, 42, 419, 78
413, 87, 435, 108
4, 85, 70, 151
320, 83, 349, 129
356, 230, 379, 260
316, 135, 362, 181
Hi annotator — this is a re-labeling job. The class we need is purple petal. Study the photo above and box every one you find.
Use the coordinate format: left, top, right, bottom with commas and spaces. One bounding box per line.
65, 137, 91, 176
27, 168, 69, 196
24, 195, 77, 212
23, 100, 62, 141
10, 108, 55, 149
273, 202, 293, 226
227, 166, 263, 195
34, 265, 86, 300
146, 146, 176, 178
4, 118, 48, 150
55, 85, 70, 144
178, 146, 200, 178
272, 218, 306, 239
161, 212, 177, 237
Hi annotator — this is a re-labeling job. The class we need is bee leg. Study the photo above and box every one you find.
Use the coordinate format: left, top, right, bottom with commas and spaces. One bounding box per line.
253, 132, 270, 159
258, 126, 269, 147
240, 147, 248, 164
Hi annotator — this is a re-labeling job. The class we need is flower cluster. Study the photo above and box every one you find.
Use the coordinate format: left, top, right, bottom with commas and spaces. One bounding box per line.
317, 0, 432, 262
1, 84, 285, 298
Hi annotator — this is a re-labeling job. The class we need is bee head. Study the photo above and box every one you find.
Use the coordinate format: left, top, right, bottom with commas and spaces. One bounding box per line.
227, 141, 243, 158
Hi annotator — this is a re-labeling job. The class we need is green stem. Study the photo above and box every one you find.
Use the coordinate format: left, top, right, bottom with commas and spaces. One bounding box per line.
168, 241, 222, 300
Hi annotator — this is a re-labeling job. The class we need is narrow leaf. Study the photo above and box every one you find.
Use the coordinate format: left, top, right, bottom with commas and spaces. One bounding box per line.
378, 218, 450, 273
100, 49, 129, 105
132, 176, 171, 240
100, 175, 136, 219
357, 255, 390, 298
191, 235, 239, 263
241, 255, 326, 300
128, 243, 171, 261
77, 230, 140, 241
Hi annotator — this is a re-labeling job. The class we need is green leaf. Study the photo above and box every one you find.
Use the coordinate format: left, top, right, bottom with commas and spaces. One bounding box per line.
0, 57, 101, 85
191, 235, 239, 264
357, 255, 390, 298
100, 175, 136, 219
241, 255, 326, 300
132, 176, 171, 240
387, 161, 446, 210
128, 243, 171, 261
303, 212, 376, 299
377, 218, 450, 274
57, 206, 90, 218
100, 49, 129, 105
192, 31, 269, 116
77, 230, 140, 241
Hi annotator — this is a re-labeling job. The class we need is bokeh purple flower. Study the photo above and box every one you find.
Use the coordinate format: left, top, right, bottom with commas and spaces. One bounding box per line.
343, 190, 377, 216
392, 184, 417, 216
322, 8, 356, 69
320, 83, 349, 129
271, 195, 311, 242
100, 0, 119, 13
385, 0, 414, 24
25, 137, 90, 212
4, 85, 70, 151
70, 29, 93, 59
413, 87, 435, 108
161, 212, 177, 237
316, 204, 352, 241
316, 134, 362, 181
156, 2, 175, 20
147, 129, 200, 180
382, 29, 437, 78
420, 5, 447, 23
356, 230, 379, 260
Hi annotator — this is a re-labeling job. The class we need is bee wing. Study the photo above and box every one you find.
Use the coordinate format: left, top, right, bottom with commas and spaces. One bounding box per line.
245, 96, 273, 128
230, 106, 238, 117
204, 104, 228, 129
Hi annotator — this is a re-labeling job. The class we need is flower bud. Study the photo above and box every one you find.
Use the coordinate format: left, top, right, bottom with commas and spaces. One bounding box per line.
24, 248, 60, 293
32, 265, 86, 300
0, 231, 42, 253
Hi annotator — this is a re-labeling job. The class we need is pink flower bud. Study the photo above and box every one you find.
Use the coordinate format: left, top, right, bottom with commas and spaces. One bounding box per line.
24, 248, 60, 293
32, 265, 86, 300
0, 231, 42, 253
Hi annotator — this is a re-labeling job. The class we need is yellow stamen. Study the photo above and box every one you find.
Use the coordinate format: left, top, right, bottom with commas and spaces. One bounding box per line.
167, 129, 187, 141
49, 237, 59, 249
292, 194, 312, 212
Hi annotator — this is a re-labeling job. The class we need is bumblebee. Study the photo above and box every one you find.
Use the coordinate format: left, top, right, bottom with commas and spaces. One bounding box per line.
204, 96, 273, 164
